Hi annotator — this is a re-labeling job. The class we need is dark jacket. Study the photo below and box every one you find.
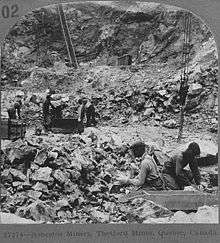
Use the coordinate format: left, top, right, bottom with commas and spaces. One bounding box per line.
43, 99, 54, 116
162, 153, 201, 185
7, 100, 22, 119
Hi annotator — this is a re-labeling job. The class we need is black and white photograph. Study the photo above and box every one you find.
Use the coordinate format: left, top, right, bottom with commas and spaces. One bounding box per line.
0, 1, 218, 225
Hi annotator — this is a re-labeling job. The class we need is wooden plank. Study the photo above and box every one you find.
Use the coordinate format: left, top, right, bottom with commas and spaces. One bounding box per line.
119, 190, 218, 210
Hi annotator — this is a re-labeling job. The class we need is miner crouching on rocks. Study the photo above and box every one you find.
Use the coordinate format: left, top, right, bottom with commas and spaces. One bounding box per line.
161, 142, 203, 190
117, 142, 166, 190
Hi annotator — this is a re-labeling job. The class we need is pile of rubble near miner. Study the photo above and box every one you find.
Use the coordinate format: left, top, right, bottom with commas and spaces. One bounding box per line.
1, 129, 218, 224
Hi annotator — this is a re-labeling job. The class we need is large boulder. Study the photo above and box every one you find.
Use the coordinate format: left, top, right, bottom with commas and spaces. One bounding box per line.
17, 200, 56, 222
143, 108, 155, 117
9, 169, 26, 182
73, 150, 94, 170
31, 167, 53, 183
1, 169, 13, 184
188, 83, 203, 96
34, 149, 48, 166
52, 169, 70, 185
32, 182, 49, 192
3, 140, 37, 171
49, 156, 70, 169
110, 134, 124, 147
27, 190, 43, 200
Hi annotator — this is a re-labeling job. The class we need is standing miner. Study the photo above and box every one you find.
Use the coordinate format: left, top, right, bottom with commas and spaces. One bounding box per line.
85, 98, 97, 126
42, 92, 55, 132
77, 98, 87, 123
7, 92, 23, 120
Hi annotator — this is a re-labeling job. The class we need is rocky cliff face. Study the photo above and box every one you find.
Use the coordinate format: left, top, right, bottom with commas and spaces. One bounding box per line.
1, 2, 217, 78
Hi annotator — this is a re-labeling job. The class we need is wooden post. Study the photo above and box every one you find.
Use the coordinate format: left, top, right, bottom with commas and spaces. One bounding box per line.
57, 3, 78, 68
177, 12, 192, 142
177, 106, 185, 142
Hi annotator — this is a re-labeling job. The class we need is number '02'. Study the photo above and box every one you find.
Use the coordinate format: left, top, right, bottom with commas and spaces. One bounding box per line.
1, 5, 19, 18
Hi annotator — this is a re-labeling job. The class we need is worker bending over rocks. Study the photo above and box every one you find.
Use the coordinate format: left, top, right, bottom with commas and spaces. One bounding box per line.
117, 141, 204, 191
162, 142, 203, 190
117, 142, 166, 190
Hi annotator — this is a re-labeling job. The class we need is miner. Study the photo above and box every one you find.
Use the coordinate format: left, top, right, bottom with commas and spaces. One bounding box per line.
117, 142, 166, 190
7, 93, 23, 120
161, 142, 202, 190
85, 98, 97, 126
77, 98, 87, 123
42, 93, 55, 132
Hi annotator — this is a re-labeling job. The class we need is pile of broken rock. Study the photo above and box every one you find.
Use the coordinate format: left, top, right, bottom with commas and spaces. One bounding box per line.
0, 130, 218, 224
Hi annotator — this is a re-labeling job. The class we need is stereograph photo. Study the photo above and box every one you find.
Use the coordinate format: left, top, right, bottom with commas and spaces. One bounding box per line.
0, 1, 218, 225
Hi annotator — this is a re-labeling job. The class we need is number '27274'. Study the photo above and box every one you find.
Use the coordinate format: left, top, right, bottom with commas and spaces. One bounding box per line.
1, 4, 19, 19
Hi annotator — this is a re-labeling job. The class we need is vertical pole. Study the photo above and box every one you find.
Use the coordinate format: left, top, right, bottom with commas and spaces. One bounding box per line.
57, 3, 78, 68
177, 12, 191, 142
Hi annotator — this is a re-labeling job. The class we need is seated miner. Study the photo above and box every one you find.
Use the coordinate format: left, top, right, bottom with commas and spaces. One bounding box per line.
42, 93, 55, 132
85, 98, 97, 126
117, 142, 165, 190
77, 98, 87, 123
7, 94, 23, 120
161, 142, 202, 190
